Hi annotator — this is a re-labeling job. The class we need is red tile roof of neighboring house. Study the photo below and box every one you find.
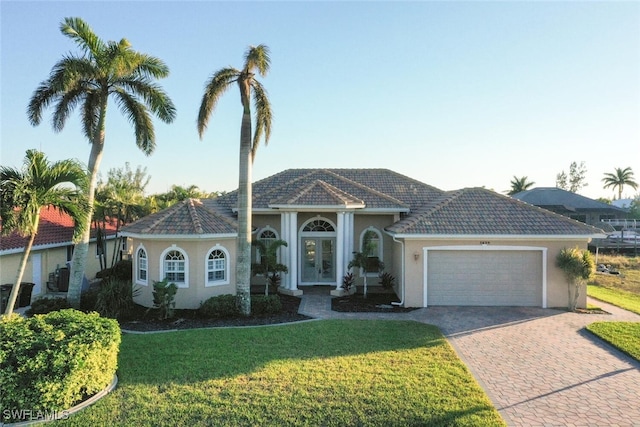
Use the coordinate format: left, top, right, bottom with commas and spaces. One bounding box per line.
0, 206, 117, 252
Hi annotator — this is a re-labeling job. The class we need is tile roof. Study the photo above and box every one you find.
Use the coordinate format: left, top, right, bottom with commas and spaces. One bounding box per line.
268, 179, 366, 208
385, 187, 605, 236
121, 198, 237, 236
0, 206, 117, 252
217, 168, 438, 211
512, 187, 628, 213
120, 169, 604, 237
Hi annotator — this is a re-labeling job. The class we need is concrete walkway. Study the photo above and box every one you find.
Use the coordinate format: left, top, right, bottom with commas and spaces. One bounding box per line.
299, 291, 640, 427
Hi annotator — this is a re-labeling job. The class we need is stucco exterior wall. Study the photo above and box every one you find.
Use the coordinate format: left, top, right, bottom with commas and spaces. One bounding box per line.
400, 238, 590, 309
1, 240, 116, 302
129, 237, 237, 309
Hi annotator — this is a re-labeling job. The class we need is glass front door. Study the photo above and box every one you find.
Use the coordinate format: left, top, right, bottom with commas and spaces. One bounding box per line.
301, 238, 335, 283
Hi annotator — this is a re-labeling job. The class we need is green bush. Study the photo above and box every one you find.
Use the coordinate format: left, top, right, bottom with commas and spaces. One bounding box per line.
25, 297, 70, 316
251, 295, 282, 315
198, 294, 238, 318
95, 277, 138, 320
0, 310, 120, 423
95, 259, 133, 281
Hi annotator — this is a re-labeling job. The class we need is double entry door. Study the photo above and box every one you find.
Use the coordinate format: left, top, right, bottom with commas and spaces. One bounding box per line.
301, 238, 336, 284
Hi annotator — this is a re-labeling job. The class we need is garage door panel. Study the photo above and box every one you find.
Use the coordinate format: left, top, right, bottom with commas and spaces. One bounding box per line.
427, 250, 542, 306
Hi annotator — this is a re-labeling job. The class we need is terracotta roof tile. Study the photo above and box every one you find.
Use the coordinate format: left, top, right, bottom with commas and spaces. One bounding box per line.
1, 206, 117, 252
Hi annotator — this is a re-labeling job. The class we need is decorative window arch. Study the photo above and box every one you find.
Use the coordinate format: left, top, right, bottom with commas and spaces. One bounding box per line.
135, 244, 148, 286
160, 246, 189, 288
360, 227, 383, 275
302, 218, 335, 233
206, 245, 230, 286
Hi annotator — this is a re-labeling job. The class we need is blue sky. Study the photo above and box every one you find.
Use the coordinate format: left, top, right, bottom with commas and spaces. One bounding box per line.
1, 1, 639, 199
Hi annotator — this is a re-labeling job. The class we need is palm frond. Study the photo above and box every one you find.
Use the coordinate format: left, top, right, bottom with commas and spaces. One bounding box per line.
60, 17, 106, 58
113, 89, 155, 155
117, 77, 176, 123
133, 54, 171, 79
250, 79, 272, 159
244, 45, 270, 77
197, 67, 239, 139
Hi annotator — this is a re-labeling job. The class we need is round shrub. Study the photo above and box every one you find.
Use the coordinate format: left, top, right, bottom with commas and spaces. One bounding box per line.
199, 294, 238, 318
0, 310, 121, 423
251, 295, 282, 315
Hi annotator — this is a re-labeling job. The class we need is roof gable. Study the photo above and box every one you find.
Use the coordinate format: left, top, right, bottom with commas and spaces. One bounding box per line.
268, 179, 366, 208
386, 188, 605, 236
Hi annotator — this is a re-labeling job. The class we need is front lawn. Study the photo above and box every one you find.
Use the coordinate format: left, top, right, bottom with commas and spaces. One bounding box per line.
588, 255, 640, 314
586, 322, 640, 362
58, 320, 504, 426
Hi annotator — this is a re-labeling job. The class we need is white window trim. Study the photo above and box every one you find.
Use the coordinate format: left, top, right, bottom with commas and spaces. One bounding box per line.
359, 227, 383, 277
135, 244, 149, 286
205, 244, 230, 287
160, 245, 189, 288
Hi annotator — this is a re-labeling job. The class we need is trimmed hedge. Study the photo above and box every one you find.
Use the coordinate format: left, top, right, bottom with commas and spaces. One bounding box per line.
198, 294, 283, 318
251, 295, 282, 315
198, 294, 238, 318
25, 297, 71, 316
0, 310, 121, 423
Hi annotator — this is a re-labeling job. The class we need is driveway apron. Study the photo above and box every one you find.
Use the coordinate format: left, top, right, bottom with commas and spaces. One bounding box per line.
300, 293, 640, 426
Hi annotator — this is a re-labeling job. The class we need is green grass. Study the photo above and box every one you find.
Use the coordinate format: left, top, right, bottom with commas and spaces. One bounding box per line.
59, 320, 504, 426
587, 285, 640, 315
586, 322, 640, 361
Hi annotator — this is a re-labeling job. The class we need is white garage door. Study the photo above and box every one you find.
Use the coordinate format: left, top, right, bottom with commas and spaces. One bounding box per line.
426, 250, 543, 306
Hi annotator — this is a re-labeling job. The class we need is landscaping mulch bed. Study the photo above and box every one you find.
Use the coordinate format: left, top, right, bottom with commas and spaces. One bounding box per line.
120, 292, 415, 333
120, 294, 310, 332
331, 292, 417, 313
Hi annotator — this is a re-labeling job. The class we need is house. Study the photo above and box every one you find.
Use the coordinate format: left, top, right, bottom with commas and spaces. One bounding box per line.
0, 206, 118, 303
512, 187, 629, 229
121, 169, 604, 310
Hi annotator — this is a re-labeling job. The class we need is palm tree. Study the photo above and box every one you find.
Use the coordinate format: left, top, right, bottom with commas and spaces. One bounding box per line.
602, 167, 638, 199
27, 17, 176, 307
507, 176, 535, 196
0, 150, 88, 316
197, 45, 273, 316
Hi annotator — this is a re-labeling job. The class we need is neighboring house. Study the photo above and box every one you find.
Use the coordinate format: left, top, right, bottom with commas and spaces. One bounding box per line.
121, 169, 604, 310
0, 206, 118, 303
512, 187, 629, 228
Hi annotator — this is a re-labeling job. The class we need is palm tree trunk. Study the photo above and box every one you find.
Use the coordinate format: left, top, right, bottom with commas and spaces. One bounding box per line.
67, 107, 106, 308
236, 108, 253, 316
3, 216, 39, 316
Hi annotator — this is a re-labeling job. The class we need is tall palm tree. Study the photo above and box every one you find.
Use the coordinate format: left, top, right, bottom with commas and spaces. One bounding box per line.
0, 150, 88, 316
602, 167, 638, 199
27, 17, 176, 307
197, 45, 273, 316
507, 176, 535, 196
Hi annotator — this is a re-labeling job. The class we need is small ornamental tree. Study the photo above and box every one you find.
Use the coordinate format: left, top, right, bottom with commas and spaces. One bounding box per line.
251, 239, 288, 296
555, 247, 594, 311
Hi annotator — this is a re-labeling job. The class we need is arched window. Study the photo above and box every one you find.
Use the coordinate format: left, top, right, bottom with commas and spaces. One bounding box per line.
360, 228, 383, 274
136, 246, 148, 285
206, 246, 230, 286
256, 228, 279, 263
161, 247, 188, 287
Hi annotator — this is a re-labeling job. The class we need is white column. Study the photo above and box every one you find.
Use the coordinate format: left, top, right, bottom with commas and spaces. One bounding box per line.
288, 212, 298, 291
336, 212, 345, 288
345, 212, 355, 267
280, 212, 290, 290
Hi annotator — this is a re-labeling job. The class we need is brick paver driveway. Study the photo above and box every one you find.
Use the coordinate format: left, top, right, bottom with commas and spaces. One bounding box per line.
407, 299, 640, 426
301, 292, 640, 426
